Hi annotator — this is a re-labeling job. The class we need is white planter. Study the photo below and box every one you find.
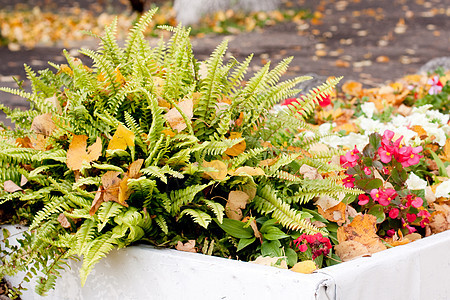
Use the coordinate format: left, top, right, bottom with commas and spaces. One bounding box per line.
3, 225, 450, 300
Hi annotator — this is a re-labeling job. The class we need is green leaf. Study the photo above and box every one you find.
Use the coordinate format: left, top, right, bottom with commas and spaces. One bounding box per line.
261, 226, 290, 240
429, 150, 448, 177
204, 200, 225, 224
214, 218, 254, 239
302, 208, 328, 223
368, 204, 386, 223
237, 237, 256, 252
261, 240, 282, 257
285, 247, 298, 267
355, 178, 383, 191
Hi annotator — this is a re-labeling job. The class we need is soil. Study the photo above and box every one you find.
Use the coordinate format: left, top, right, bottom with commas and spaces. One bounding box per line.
0, 0, 449, 126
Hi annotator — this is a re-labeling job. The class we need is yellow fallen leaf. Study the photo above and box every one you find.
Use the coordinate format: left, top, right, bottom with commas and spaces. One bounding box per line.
291, 260, 317, 274
66, 135, 102, 170
439, 138, 450, 162
224, 132, 246, 156
202, 160, 228, 181
107, 124, 135, 152
318, 201, 346, 224
232, 166, 265, 176
164, 98, 193, 132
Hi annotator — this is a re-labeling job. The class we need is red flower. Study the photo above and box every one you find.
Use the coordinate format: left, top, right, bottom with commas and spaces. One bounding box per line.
342, 174, 355, 188
389, 208, 399, 219
406, 213, 417, 223
358, 194, 370, 205
281, 98, 301, 106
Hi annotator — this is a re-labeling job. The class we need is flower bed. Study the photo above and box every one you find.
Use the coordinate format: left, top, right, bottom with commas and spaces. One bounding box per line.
0, 9, 448, 299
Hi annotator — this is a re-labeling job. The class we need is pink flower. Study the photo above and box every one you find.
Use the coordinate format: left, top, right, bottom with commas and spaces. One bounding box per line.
427, 75, 443, 95
382, 167, 390, 175
378, 146, 394, 163
406, 224, 417, 234
363, 167, 372, 175
343, 174, 355, 188
406, 213, 417, 223
411, 197, 423, 208
340, 146, 360, 168
400, 146, 423, 168
417, 209, 431, 218
358, 194, 370, 205
377, 188, 398, 206
420, 218, 430, 228
386, 229, 396, 237
389, 208, 399, 219
370, 188, 381, 202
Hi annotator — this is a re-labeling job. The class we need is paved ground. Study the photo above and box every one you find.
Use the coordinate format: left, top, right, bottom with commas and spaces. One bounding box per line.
0, 0, 449, 127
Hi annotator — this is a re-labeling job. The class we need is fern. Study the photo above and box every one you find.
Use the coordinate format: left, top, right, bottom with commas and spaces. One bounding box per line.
179, 209, 212, 229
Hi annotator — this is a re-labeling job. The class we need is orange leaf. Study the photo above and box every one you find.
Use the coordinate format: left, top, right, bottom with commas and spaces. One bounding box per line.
439, 138, 450, 162
66, 135, 102, 171
118, 159, 144, 205
164, 98, 193, 132
334, 240, 371, 262
318, 201, 346, 224
336, 214, 386, 255
342, 81, 362, 97
101, 171, 121, 202
202, 160, 227, 181
89, 187, 104, 215
107, 124, 135, 152
224, 132, 246, 156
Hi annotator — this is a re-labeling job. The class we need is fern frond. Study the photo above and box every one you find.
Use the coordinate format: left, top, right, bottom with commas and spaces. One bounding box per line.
253, 184, 325, 234
97, 202, 125, 232
179, 209, 212, 229
170, 184, 211, 214
203, 200, 225, 224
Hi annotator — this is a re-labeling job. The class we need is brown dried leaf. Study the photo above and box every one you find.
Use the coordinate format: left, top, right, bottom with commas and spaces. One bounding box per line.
318, 201, 346, 224
31, 113, 56, 136
226, 190, 249, 220
176, 240, 197, 253
342, 81, 363, 97
89, 187, 104, 216
164, 98, 193, 132
118, 159, 144, 205
57, 213, 71, 228
101, 171, 121, 203
232, 166, 265, 176
3, 180, 23, 193
335, 240, 371, 262
299, 164, 322, 180
253, 256, 288, 269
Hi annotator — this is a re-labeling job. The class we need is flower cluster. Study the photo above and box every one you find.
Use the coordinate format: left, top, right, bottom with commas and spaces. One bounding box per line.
340, 130, 431, 235
378, 130, 423, 167
293, 233, 332, 259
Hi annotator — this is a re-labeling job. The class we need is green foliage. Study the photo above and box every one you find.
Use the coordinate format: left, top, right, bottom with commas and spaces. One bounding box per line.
0, 9, 360, 296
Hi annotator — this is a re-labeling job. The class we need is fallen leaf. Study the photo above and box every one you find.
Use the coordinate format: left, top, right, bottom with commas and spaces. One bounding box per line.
334, 240, 371, 261
337, 214, 387, 254
342, 81, 362, 97
3, 180, 23, 193
252, 256, 288, 269
57, 213, 71, 228
67, 135, 102, 170
226, 190, 249, 220
20, 175, 28, 186
291, 260, 317, 273
232, 166, 265, 176
439, 138, 450, 162
224, 132, 246, 156
107, 124, 135, 152
30, 113, 56, 136
89, 187, 104, 216
315, 193, 343, 211
176, 240, 197, 253
335, 59, 350, 68
164, 98, 193, 132
299, 164, 322, 180
118, 159, 144, 205
89, 171, 123, 215
202, 160, 228, 181
318, 201, 346, 224
376, 56, 390, 63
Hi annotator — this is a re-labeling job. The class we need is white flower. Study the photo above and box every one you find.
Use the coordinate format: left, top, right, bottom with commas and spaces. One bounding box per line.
361, 102, 377, 119
426, 109, 449, 125
357, 117, 384, 134
318, 123, 333, 135
435, 180, 450, 198
405, 173, 428, 190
